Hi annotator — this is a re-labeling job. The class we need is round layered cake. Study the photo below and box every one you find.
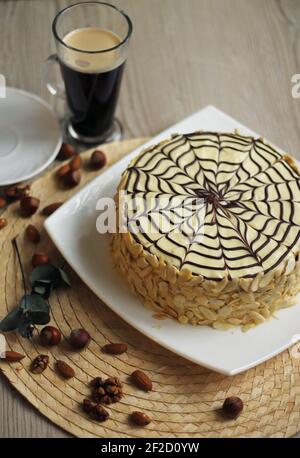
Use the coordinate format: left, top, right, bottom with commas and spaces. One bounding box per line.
111, 131, 300, 330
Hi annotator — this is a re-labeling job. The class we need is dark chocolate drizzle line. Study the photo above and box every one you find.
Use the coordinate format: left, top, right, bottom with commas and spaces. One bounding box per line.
122, 131, 300, 279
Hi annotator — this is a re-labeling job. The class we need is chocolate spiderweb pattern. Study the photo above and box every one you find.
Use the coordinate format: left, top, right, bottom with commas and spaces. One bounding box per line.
122, 132, 300, 280
1, 137, 300, 438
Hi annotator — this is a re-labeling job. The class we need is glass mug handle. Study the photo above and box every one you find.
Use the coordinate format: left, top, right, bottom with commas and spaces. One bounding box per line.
44, 54, 65, 98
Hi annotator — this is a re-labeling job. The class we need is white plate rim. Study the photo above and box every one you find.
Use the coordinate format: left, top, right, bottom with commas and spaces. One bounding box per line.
0, 87, 62, 185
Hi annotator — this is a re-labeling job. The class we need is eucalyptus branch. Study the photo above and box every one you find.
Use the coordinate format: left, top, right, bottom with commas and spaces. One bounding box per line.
12, 237, 28, 307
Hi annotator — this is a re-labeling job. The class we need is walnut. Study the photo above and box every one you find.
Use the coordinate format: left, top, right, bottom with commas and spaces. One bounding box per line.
90, 376, 123, 404
30, 355, 49, 374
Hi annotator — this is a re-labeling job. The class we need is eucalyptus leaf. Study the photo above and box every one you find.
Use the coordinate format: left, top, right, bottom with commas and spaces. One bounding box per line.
31, 279, 53, 299
20, 293, 49, 313
29, 264, 58, 285
9, 237, 52, 339
17, 313, 34, 338
33, 279, 53, 285
30, 309, 50, 325
57, 268, 71, 287
19, 294, 50, 326
19, 294, 30, 313
29, 264, 71, 292
32, 285, 47, 296
0, 307, 23, 332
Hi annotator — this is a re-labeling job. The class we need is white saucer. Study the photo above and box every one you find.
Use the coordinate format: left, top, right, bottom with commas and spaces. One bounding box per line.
0, 87, 62, 186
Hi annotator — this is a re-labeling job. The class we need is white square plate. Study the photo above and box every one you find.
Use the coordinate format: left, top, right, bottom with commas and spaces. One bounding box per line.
45, 106, 300, 375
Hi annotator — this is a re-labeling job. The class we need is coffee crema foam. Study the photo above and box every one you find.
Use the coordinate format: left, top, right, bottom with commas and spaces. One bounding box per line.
62, 27, 124, 73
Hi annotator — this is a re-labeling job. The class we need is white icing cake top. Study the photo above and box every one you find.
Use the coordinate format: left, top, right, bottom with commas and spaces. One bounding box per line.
120, 132, 300, 280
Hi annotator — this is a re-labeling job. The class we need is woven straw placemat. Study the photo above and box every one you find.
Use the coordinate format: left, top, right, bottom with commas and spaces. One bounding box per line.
1, 137, 300, 438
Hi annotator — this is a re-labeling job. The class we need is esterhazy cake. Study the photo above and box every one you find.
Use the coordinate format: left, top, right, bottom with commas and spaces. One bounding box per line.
111, 131, 300, 331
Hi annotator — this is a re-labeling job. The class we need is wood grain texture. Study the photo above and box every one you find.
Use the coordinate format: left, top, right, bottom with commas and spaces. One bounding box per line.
1, 0, 300, 438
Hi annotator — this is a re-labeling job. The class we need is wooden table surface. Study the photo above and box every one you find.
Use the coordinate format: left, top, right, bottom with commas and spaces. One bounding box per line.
1, 0, 300, 438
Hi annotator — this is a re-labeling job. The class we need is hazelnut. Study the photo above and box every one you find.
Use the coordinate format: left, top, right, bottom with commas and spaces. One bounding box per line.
222, 396, 243, 419
0, 197, 7, 208
57, 164, 71, 179
20, 196, 40, 217
63, 169, 81, 188
40, 326, 61, 346
57, 143, 75, 160
70, 328, 91, 349
70, 155, 81, 171
32, 252, 49, 267
0, 218, 7, 230
90, 150, 107, 170
25, 224, 40, 243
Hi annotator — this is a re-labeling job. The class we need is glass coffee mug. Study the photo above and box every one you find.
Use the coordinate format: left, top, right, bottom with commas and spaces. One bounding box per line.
45, 1, 132, 144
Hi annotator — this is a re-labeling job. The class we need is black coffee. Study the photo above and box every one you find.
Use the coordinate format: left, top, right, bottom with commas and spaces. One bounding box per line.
60, 27, 124, 138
